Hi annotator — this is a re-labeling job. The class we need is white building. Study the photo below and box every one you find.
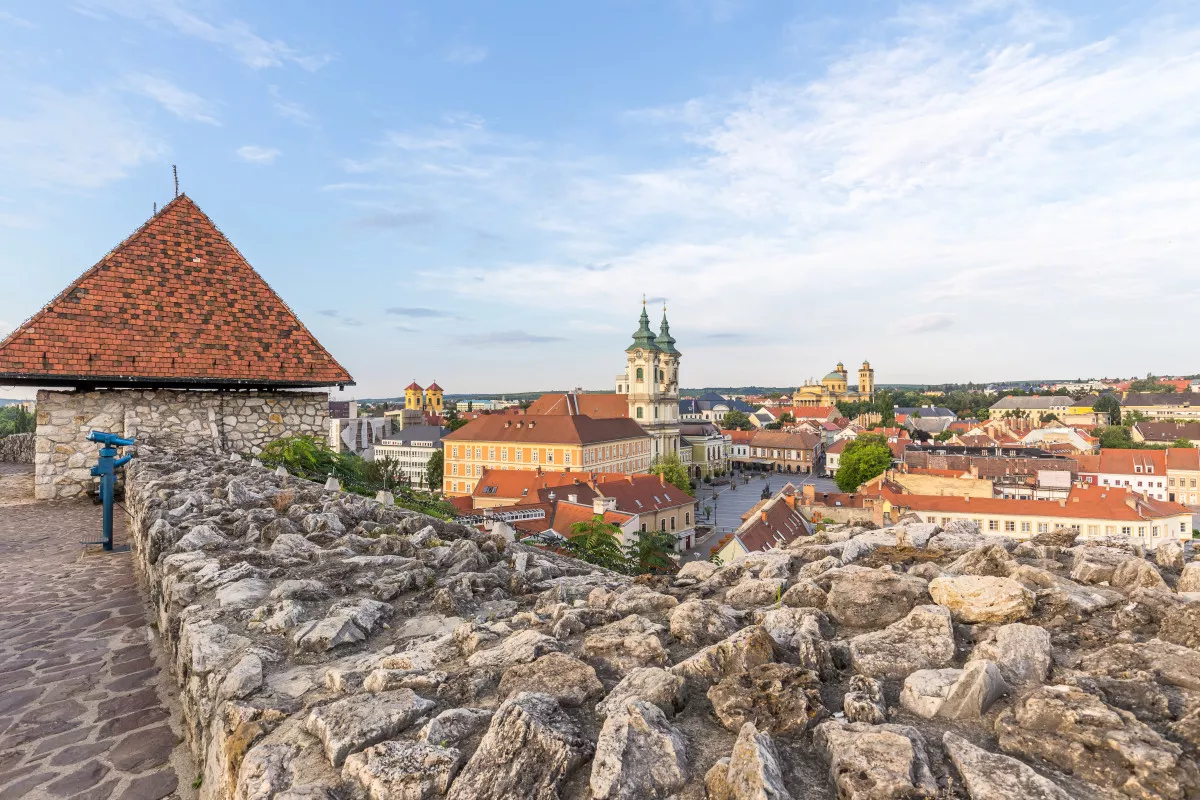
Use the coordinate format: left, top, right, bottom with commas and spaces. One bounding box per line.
615, 303, 681, 460
373, 425, 448, 489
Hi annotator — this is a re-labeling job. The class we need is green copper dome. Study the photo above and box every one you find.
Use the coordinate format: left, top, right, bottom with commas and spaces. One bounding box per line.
657, 310, 679, 356
823, 371, 844, 381
626, 303, 660, 353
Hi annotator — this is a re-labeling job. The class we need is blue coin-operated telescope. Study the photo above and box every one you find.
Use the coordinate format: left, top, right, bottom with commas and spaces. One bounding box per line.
87, 430, 135, 552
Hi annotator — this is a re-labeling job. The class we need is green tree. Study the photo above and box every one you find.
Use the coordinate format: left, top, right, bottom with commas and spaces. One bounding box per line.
0, 406, 35, 437
777, 412, 795, 424
447, 417, 470, 432
835, 433, 893, 492
625, 528, 677, 574
934, 430, 953, 442
1172, 438, 1193, 448
722, 410, 753, 431
426, 449, 444, 490
565, 515, 627, 572
650, 452, 693, 494
1130, 376, 1175, 393
1093, 394, 1121, 425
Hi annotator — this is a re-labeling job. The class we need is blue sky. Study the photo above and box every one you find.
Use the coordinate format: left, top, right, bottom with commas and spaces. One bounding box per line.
1, 0, 1198, 400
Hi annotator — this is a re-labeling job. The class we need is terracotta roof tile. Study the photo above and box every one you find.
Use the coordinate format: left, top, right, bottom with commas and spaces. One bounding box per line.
0, 195, 352, 388
527, 392, 630, 418
445, 414, 647, 445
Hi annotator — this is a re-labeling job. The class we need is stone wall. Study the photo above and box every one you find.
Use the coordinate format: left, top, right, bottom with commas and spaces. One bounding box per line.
34, 388, 328, 500
0, 432, 34, 463
121, 445, 1199, 800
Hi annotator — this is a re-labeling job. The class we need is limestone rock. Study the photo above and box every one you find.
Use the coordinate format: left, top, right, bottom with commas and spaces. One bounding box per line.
589, 699, 689, 800
1111, 558, 1168, 594
446, 692, 594, 800
944, 543, 1015, 578
1179, 561, 1200, 592
270, 534, 321, 560
971, 623, 1052, 685
841, 531, 897, 563
895, 522, 938, 549
582, 615, 670, 675
943, 731, 1072, 800
1009, 565, 1124, 619
596, 667, 687, 720
1079, 638, 1200, 691
465, 629, 562, 669
1159, 603, 1200, 649
671, 625, 778, 688
929, 575, 1034, 624
305, 689, 435, 767
499, 652, 603, 707
418, 708, 493, 747
779, 580, 827, 609
676, 560, 718, 583
796, 555, 842, 581
842, 676, 886, 724
176, 524, 229, 551
938, 660, 1008, 719
899, 668, 961, 719
707, 663, 824, 735
1156, 540, 1185, 571
1069, 545, 1131, 584
820, 566, 929, 629
726, 578, 787, 610
996, 684, 1199, 799
722, 722, 792, 800
216, 577, 272, 609
814, 720, 938, 800
609, 585, 679, 616
755, 607, 834, 677
848, 605, 956, 678
342, 740, 463, 800
669, 599, 740, 646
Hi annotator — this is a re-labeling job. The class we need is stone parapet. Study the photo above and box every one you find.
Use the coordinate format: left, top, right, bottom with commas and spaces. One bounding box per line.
33, 389, 328, 500
0, 431, 34, 463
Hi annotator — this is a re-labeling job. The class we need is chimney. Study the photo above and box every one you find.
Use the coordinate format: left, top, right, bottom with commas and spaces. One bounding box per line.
760, 510, 769, 523
802, 484, 815, 503
528, 420, 536, 428
567, 493, 578, 503
784, 494, 795, 509
593, 496, 617, 515
659, 473, 666, 486
627, 474, 635, 483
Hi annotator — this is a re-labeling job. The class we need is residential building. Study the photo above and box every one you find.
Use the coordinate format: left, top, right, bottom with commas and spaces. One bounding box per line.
469, 468, 625, 510
329, 415, 391, 458
527, 391, 629, 418
861, 468, 993, 498
988, 395, 1073, 421
1120, 392, 1200, 421
903, 450, 1079, 498
404, 381, 445, 414
441, 415, 651, 496
596, 473, 697, 550
1074, 450, 1169, 501
740, 430, 824, 474
1019, 426, 1097, 454
680, 422, 729, 478
877, 484, 1193, 550
793, 361, 875, 407
716, 485, 812, 562
1166, 448, 1200, 506
373, 425, 448, 489
824, 439, 845, 477
462, 496, 638, 547
329, 400, 358, 419
1133, 421, 1200, 447
679, 392, 754, 423
724, 429, 753, 463
797, 484, 874, 526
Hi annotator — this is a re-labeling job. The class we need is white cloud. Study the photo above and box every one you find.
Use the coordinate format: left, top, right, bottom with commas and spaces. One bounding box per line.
337, 4, 1200, 384
0, 88, 164, 189
78, 0, 331, 70
125, 73, 218, 124
446, 44, 488, 65
0, 11, 35, 28
237, 145, 281, 164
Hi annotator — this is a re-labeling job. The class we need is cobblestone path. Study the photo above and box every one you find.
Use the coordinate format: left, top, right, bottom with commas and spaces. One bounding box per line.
0, 501, 189, 799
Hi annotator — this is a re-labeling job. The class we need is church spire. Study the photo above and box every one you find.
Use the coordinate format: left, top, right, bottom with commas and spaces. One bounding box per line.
626, 302, 660, 353
657, 306, 679, 356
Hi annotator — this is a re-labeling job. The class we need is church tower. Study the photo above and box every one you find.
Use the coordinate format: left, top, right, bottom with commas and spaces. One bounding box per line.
625, 301, 681, 461
425, 381, 444, 413
405, 381, 424, 410
858, 361, 875, 399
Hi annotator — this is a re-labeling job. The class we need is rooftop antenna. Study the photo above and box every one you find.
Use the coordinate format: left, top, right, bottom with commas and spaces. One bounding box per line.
172, 165, 179, 198
153, 201, 157, 215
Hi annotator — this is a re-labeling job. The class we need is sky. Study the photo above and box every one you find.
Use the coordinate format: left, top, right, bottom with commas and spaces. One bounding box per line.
1, 0, 1199, 400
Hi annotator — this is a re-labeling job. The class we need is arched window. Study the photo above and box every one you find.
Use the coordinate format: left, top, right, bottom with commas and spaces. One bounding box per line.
670, 517, 676, 530
659, 370, 664, 382
660, 520, 667, 531
641, 523, 647, 532
636, 367, 643, 381
685, 512, 690, 524
636, 407, 643, 419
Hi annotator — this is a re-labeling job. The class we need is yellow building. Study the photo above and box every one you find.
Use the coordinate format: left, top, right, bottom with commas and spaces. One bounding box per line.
794, 361, 874, 407
404, 381, 444, 414
441, 414, 651, 496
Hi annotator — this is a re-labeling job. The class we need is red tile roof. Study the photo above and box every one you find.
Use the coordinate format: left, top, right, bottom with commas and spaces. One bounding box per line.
722, 429, 755, 445
444, 414, 647, 445
749, 430, 822, 451
733, 491, 810, 552
595, 473, 695, 511
0, 195, 352, 388
1167, 447, 1200, 470
887, 483, 1190, 522
406, 381, 423, 391
474, 468, 626, 503
526, 392, 630, 418
426, 382, 443, 391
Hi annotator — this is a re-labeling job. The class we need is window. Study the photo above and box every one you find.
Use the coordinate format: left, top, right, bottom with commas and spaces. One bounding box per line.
501, 448, 508, 462
1138, 526, 1147, 537
1121, 526, 1131, 536
1152, 526, 1160, 537
1170, 478, 1177, 487
926, 516, 936, 524
1105, 525, 1115, 535
565, 452, 572, 465
670, 517, 676, 530
1037, 523, 1048, 533
661, 520, 667, 531
547, 450, 554, 463
452, 446, 459, 458
1087, 525, 1099, 536
636, 367, 643, 380
1183, 522, 1189, 532
1137, 481, 1143, 487
516, 449, 522, 462
489, 447, 495, 460
942, 517, 951, 526
685, 512, 690, 524
1004, 521, 1015, 532
636, 407, 643, 419
452, 463, 459, 475
641, 523, 647, 532
988, 520, 999, 531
